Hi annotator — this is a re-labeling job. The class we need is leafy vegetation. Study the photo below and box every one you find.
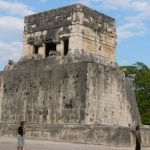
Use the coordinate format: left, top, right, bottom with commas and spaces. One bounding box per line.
121, 62, 150, 125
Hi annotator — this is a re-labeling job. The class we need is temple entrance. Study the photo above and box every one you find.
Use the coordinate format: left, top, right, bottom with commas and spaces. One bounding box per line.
45, 43, 56, 57
34, 46, 39, 54
64, 39, 69, 55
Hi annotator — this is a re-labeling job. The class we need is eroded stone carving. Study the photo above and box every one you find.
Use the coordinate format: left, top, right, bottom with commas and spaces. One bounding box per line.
31, 54, 43, 60
49, 51, 61, 57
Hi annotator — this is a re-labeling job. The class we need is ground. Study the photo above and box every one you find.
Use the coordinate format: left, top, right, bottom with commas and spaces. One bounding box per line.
0, 137, 149, 150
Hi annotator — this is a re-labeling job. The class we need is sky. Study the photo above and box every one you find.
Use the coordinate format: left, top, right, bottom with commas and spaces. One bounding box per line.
0, 0, 150, 70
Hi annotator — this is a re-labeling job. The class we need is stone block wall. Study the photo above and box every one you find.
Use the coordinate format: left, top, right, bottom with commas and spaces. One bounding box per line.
85, 63, 141, 126
0, 62, 87, 124
0, 57, 149, 146
0, 123, 132, 146
23, 4, 116, 62
0, 58, 140, 126
0, 123, 150, 147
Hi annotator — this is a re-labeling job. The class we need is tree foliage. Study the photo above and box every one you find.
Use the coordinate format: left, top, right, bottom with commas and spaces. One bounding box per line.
121, 62, 150, 125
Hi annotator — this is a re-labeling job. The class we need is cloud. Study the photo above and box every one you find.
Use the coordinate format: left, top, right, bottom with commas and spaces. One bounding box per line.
0, 41, 22, 60
117, 21, 146, 40
0, 0, 35, 16
0, 1, 35, 70
132, 1, 149, 12
0, 41, 22, 67
78, 0, 150, 40
79, 0, 149, 11
0, 16, 24, 41
78, 0, 131, 9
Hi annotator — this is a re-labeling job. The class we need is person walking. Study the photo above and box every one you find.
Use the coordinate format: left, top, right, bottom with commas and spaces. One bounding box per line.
17, 121, 26, 150
135, 125, 142, 150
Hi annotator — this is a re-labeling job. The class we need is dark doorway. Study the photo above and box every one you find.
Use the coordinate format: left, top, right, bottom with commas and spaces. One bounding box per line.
64, 39, 69, 55
45, 43, 56, 57
34, 46, 39, 54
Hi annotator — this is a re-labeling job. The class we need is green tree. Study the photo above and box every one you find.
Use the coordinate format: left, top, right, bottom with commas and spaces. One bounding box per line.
121, 62, 150, 125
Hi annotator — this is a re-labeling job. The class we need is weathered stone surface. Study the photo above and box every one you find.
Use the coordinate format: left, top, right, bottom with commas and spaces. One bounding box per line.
0, 3, 150, 147
0, 57, 145, 146
0, 123, 133, 146
49, 51, 61, 56
31, 54, 43, 60
3, 60, 17, 71
23, 3, 116, 62
0, 123, 150, 146
0, 61, 87, 124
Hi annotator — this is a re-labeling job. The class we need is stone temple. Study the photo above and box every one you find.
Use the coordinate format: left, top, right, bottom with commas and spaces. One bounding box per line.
0, 3, 150, 146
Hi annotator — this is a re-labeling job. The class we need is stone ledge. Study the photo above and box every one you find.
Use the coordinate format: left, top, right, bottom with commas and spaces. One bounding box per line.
0, 123, 143, 146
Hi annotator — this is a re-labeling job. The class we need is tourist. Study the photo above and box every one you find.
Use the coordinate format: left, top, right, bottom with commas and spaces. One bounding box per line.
17, 121, 26, 150
135, 125, 142, 150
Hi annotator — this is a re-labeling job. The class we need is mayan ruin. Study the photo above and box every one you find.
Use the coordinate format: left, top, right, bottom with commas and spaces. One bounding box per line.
0, 3, 150, 147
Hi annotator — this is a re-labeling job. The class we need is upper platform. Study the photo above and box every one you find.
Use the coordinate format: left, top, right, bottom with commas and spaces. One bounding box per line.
23, 3, 116, 63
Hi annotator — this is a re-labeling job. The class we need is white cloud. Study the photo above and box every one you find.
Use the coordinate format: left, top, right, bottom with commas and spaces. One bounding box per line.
0, 1, 35, 70
0, 41, 22, 71
0, 41, 22, 64
0, 0, 35, 16
132, 1, 149, 12
0, 16, 24, 41
79, 0, 131, 9
79, 0, 149, 11
117, 22, 146, 40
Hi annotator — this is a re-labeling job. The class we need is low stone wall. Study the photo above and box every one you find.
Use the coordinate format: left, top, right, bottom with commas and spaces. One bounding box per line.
141, 126, 150, 147
1, 123, 149, 147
